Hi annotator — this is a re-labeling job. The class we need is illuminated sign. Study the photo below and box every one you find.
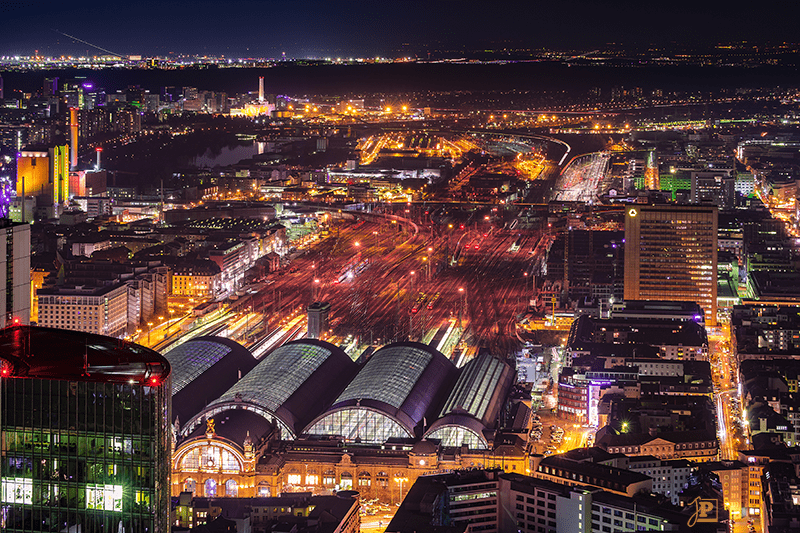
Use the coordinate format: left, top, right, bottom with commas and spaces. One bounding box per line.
687, 497, 717, 526
628, 208, 638, 217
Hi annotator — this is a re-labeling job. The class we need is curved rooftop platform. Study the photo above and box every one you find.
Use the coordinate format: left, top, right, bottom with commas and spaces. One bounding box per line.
165, 336, 258, 426
304, 342, 457, 443
424, 353, 514, 449
182, 339, 358, 440
0, 325, 169, 384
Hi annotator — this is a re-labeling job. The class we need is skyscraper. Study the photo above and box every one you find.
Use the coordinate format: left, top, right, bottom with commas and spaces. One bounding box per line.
0, 219, 30, 328
624, 204, 718, 325
0, 326, 172, 532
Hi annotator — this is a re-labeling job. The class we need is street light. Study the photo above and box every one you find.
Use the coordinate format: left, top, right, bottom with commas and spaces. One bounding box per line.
146, 322, 153, 345
394, 476, 408, 503
458, 287, 465, 328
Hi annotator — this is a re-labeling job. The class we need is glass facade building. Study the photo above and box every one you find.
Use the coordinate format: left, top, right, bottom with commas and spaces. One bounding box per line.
0, 326, 171, 533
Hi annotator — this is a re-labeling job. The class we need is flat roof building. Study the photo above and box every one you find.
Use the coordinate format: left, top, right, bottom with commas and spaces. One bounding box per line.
624, 205, 718, 325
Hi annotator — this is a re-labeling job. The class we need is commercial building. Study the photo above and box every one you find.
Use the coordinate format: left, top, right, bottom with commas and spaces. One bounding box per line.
37, 283, 129, 337
609, 300, 706, 326
15, 144, 70, 214
698, 461, 748, 520
624, 205, 718, 325
35, 261, 169, 337
732, 304, 800, 360
597, 430, 719, 462
170, 260, 221, 298
0, 219, 31, 328
386, 469, 724, 533
0, 325, 172, 532
567, 314, 708, 361
626, 456, 694, 505
173, 492, 360, 532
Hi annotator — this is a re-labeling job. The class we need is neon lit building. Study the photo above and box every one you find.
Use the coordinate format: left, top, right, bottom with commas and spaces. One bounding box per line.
644, 149, 659, 190
0, 326, 172, 532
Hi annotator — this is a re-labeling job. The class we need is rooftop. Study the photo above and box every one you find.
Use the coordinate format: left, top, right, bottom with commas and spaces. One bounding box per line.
0, 325, 169, 385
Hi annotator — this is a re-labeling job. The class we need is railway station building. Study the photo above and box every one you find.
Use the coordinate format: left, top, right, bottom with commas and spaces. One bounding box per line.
167, 338, 523, 500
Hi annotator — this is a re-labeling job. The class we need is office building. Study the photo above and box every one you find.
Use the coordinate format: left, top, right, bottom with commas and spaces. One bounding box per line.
37, 283, 129, 337
624, 205, 718, 325
0, 325, 172, 532
15, 144, 70, 214
690, 171, 735, 208
173, 492, 360, 532
0, 219, 31, 328
386, 469, 723, 533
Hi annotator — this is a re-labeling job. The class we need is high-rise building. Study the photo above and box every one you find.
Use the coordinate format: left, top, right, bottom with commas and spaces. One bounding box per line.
0, 219, 30, 328
69, 108, 79, 169
0, 325, 172, 532
690, 170, 735, 208
15, 144, 69, 209
624, 204, 718, 325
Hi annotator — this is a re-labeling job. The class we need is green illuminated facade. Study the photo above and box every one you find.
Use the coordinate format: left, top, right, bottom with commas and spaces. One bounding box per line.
0, 326, 171, 533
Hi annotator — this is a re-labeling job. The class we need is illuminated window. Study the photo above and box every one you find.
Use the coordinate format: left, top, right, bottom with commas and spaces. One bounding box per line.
86, 484, 123, 511
2, 478, 33, 504
340, 472, 353, 489
205, 479, 217, 497
287, 474, 302, 485
225, 479, 238, 497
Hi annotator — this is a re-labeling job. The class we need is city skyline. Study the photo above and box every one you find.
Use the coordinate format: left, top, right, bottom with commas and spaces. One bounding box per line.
4, 6, 800, 529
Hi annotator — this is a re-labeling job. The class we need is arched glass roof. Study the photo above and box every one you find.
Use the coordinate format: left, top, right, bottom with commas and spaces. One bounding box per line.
304, 342, 457, 442
165, 338, 234, 395
336, 344, 435, 408
440, 354, 511, 424
423, 354, 514, 449
183, 339, 357, 439
223, 341, 334, 413
305, 407, 412, 443
426, 425, 487, 449
165, 336, 259, 427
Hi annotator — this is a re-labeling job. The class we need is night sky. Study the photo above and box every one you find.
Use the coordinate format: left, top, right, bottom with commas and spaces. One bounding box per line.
1, 0, 799, 58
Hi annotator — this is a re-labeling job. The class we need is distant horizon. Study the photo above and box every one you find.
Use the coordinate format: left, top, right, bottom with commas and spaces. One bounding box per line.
2, 0, 799, 59
2, 39, 800, 61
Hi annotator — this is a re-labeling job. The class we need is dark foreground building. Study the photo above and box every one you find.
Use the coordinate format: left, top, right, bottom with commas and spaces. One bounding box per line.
0, 326, 172, 532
